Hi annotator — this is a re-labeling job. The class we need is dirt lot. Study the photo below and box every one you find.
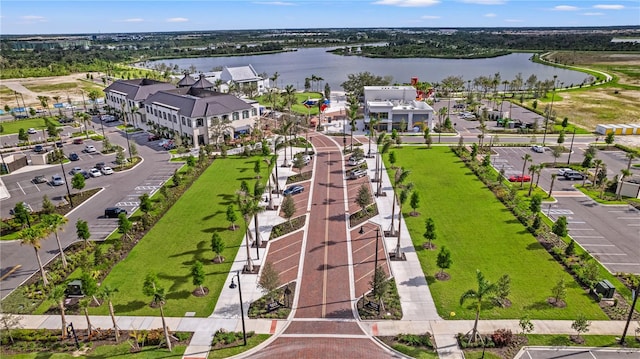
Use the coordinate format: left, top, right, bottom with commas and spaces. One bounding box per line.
0, 73, 105, 109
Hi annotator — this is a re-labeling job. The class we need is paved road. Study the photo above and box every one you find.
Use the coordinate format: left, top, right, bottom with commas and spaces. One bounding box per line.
0, 124, 182, 299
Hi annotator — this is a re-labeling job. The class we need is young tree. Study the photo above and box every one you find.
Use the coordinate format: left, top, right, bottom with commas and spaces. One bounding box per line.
281, 195, 296, 227
605, 132, 615, 148
118, 213, 132, 241
495, 274, 511, 307
557, 131, 565, 145
0, 313, 23, 344
48, 285, 68, 338
292, 154, 305, 173
258, 261, 280, 303
529, 194, 542, 215
436, 246, 452, 277
78, 298, 94, 339
20, 226, 50, 286
115, 146, 125, 166
142, 272, 172, 350
410, 191, 420, 216
552, 216, 568, 237
139, 193, 152, 214
211, 232, 225, 263
42, 214, 69, 268
172, 169, 181, 187
191, 260, 206, 295
13, 202, 32, 229
355, 184, 372, 214
561, 117, 569, 129
551, 147, 562, 165
76, 219, 91, 248
98, 285, 120, 341
254, 160, 261, 178
71, 173, 85, 195
460, 270, 497, 343
565, 239, 576, 256
388, 151, 397, 168
41, 195, 56, 214
369, 265, 389, 314
551, 277, 567, 306
423, 217, 437, 249
226, 205, 238, 230
519, 316, 534, 335
571, 314, 591, 342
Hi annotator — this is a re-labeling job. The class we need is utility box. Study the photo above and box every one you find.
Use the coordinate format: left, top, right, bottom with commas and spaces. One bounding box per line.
66, 279, 85, 298
594, 279, 615, 299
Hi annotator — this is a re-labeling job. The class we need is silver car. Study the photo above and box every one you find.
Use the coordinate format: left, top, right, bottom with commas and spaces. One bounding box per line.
51, 174, 65, 186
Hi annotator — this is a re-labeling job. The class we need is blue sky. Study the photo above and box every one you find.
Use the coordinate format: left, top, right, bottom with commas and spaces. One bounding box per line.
1, 0, 639, 35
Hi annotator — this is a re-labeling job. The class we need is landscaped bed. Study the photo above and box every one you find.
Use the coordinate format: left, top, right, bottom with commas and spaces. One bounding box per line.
386, 146, 607, 320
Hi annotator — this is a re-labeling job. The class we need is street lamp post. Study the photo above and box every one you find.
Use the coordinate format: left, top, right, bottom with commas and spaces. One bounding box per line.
229, 270, 247, 346
567, 128, 577, 165
620, 282, 640, 345
542, 76, 557, 146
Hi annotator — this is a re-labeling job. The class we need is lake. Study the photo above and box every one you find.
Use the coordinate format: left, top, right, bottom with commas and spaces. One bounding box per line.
146, 47, 590, 91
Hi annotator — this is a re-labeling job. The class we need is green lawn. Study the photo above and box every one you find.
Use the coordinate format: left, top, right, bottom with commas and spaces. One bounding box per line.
525, 334, 640, 348
1, 118, 51, 134
2, 344, 186, 359
90, 156, 269, 317
208, 334, 271, 358
388, 146, 606, 320
255, 91, 324, 116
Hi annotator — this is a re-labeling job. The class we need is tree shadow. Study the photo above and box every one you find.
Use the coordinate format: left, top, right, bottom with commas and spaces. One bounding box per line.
157, 272, 189, 292
166, 290, 191, 300
113, 300, 146, 312
526, 242, 544, 250
524, 300, 551, 311
400, 276, 428, 287
201, 226, 229, 234
202, 210, 224, 221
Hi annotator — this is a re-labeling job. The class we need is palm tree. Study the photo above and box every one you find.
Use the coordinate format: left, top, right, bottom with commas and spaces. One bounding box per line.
42, 214, 69, 268
270, 72, 280, 89
395, 187, 413, 260
626, 152, 637, 172
37, 95, 51, 117
548, 173, 558, 198
144, 278, 172, 351
534, 164, 544, 189
459, 270, 497, 344
237, 195, 255, 273
521, 154, 532, 188
52, 95, 62, 116
98, 285, 120, 342
78, 298, 94, 339
527, 164, 537, 197
347, 94, 359, 152
592, 159, 603, 186
368, 113, 379, 157
48, 285, 68, 338
20, 226, 50, 286
617, 169, 632, 200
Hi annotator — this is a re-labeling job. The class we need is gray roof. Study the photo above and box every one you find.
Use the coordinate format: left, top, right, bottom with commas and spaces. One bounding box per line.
143, 87, 252, 118
177, 74, 196, 87
191, 74, 214, 89
104, 79, 175, 101
222, 65, 261, 82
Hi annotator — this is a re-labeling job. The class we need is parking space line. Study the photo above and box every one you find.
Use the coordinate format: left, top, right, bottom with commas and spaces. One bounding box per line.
567, 221, 585, 224
581, 244, 614, 246
15, 181, 25, 195
617, 217, 639, 220
570, 235, 604, 238
590, 253, 627, 256
568, 228, 594, 230
600, 262, 640, 266
628, 224, 640, 227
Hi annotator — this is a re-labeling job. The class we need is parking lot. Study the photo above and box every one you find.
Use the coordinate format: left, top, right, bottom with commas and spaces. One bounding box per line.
492, 146, 640, 275
515, 347, 640, 359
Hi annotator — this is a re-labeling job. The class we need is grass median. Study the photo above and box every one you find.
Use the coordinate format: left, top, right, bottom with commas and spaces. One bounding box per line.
89, 156, 269, 317
388, 146, 606, 320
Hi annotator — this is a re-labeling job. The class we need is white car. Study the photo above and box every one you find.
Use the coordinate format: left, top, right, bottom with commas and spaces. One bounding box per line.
89, 168, 102, 177
557, 168, 573, 176
348, 157, 365, 166
84, 145, 97, 153
531, 145, 544, 153
101, 166, 114, 175
27, 128, 37, 134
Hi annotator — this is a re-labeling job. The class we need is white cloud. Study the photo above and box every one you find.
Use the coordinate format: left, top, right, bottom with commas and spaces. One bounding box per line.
421, 15, 441, 19
460, 0, 506, 5
21, 15, 46, 21
252, 1, 296, 5
553, 5, 578, 11
166, 17, 189, 23
484, 13, 497, 17
582, 12, 604, 16
122, 18, 144, 23
593, 4, 624, 10
373, 0, 440, 7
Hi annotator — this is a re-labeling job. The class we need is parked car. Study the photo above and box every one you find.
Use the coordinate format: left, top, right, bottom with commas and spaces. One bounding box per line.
564, 170, 585, 180
27, 128, 37, 134
78, 170, 90, 179
100, 166, 114, 175
9, 203, 33, 215
51, 174, 65, 186
73, 138, 84, 145
349, 169, 367, 180
33, 145, 45, 153
295, 154, 311, 165
70, 167, 83, 175
84, 145, 97, 153
557, 168, 573, 176
69, 152, 80, 161
531, 145, 545, 153
104, 207, 127, 218
508, 175, 531, 182
32, 175, 48, 184
348, 156, 365, 166
55, 141, 64, 148
148, 134, 161, 141
283, 185, 304, 196
89, 168, 102, 177
95, 162, 106, 170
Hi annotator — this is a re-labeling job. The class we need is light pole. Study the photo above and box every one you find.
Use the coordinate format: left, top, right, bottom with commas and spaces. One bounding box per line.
60, 155, 74, 208
567, 128, 577, 165
229, 270, 247, 346
542, 75, 557, 146
620, 282, 640, 345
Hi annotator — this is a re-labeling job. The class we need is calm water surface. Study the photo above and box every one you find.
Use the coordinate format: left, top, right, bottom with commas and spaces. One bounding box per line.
147, 47, 589, 91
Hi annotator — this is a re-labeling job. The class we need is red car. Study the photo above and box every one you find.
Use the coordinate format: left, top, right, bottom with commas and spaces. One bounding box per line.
73, 138, 84, 145
508, 175, 531, 182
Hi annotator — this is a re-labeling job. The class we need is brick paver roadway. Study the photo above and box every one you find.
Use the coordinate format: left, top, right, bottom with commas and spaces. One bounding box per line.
250, 134, 400, 358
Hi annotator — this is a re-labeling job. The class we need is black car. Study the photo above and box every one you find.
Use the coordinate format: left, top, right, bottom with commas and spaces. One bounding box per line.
283, 185, 304, 196
69, 153, 80, 161
33, 145, 44, 153
95, 162, 106, 170
55, 141, 64, 148
104, 207, 127, 218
